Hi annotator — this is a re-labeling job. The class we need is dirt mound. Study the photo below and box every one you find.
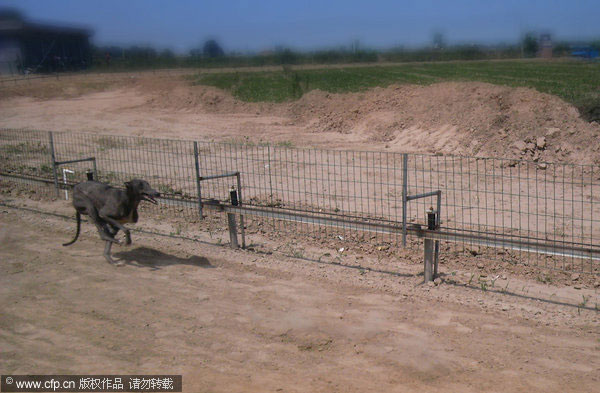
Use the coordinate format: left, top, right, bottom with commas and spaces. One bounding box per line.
3, 74, 599, 164
139, 78, 600, 164
286, 82, 600, 163
138, 76, 275, 115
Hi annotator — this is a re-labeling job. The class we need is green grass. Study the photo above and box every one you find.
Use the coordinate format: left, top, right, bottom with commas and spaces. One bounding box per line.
190, 60, 600, 113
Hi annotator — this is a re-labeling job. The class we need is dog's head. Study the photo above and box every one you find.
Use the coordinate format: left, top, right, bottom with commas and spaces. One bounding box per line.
125, 179, 160, 204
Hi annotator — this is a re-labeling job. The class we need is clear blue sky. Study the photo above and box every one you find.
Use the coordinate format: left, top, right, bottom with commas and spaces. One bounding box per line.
2, 0, 599, 53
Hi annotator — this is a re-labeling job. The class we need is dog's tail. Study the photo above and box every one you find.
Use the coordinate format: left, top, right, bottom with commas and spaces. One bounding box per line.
63, 211, 81, 246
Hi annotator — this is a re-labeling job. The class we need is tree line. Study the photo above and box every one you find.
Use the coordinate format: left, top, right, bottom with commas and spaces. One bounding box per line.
91, 36, 600, 71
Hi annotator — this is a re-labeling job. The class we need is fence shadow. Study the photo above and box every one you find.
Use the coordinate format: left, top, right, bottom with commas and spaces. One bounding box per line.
113, 246, 212, 270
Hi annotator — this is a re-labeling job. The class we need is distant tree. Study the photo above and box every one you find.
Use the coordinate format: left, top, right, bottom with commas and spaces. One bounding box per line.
277, 48, 299, 65
203, 40, 224, 58
522, 33, 539, 57
189, 47, 202, 58
160, 49, 175, 59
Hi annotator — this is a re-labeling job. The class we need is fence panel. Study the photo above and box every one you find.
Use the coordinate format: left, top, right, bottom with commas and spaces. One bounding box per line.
1, 129, 598, 275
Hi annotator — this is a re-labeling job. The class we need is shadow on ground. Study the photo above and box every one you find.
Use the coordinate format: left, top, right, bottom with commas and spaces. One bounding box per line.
114, 246, 212, 269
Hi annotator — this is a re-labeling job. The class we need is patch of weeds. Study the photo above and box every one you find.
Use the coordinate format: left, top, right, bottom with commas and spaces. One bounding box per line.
157, 183, 182, 196
536, 274, 553, 285
97, 171, 120, 183
1, 142, 48, 155
490, 275, 499, 288
39, 164, 53, 174
276, 140, 294, 148
291, 247, 305, 259
96, 137, 121, 150
467, 273, 475, 285
579, 295, 589, 308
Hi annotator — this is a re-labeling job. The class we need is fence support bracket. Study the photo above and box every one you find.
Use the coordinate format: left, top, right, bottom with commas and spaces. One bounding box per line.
48, 131, 97, 195
198, 170, 245, 249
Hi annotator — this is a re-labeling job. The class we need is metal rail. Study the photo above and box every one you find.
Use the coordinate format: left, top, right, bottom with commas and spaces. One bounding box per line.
209, 203, 600, 261
2, 172, 599, 262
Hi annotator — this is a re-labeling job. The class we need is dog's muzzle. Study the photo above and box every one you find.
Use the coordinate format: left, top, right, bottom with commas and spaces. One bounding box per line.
142, 192, 160, 204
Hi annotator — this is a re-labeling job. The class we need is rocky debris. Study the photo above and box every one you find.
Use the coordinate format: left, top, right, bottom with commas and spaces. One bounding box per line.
514, 140, 527, 152
468, 248, 479, 257
571, 273, 580, 281
545, 127, 561, 137
536, 136, 547, 150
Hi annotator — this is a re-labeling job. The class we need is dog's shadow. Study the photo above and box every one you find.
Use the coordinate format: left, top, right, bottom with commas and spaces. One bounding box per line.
113, 246, 212, 270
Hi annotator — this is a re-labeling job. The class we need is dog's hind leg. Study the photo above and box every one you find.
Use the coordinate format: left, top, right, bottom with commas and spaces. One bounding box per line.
107, 224, 120, 238
99, 214, 132, 245
85, 205, 120, 244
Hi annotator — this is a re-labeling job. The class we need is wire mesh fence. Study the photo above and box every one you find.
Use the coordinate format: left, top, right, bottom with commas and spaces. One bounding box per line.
1, 128, 599, 275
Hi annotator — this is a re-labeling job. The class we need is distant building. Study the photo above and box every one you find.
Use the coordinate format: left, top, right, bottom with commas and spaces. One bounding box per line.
571, 46, 599, 60
538, 34, 552, 59
0, 9, 92, 75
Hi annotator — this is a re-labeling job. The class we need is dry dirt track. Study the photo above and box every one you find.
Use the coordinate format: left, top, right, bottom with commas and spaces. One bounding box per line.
1, 206, 599, 393
1, 71, 600, 392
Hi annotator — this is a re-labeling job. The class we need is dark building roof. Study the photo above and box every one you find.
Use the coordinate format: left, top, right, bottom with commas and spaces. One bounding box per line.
0, 8, 92, 37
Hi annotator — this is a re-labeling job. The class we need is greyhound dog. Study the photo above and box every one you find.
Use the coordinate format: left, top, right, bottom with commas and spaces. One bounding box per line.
63, 179, 160, 265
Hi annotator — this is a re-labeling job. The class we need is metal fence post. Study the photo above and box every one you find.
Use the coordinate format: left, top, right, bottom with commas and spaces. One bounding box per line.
267, 144, 274, 206
424, 207, 438, 282
424, 237, 434, 282
434, 191, 442, 277
48, 131, 59, 197
92, 158, 97, 181
227, 213, 239, 248
193, 141, 203, 219
401, 153, 408, 247
236, 172, 246, 249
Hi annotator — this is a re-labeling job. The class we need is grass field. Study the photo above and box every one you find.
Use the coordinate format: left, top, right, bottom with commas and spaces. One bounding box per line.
190, 60, 600, 113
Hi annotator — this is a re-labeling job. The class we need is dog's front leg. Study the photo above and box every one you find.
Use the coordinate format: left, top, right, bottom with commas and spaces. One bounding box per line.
107, 224, 129, 245
95, 222, 120, 244
99, 215, 131, 245
104, 241, 124, 266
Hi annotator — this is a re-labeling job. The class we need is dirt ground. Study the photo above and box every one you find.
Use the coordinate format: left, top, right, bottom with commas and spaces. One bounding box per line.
1, 72, 600, 392
1, 205, 599, 393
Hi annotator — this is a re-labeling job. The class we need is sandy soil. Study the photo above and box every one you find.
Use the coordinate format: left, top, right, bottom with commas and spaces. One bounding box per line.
1, 206, 599, 393
1, 72, 599, 164
1, 71, 600, 391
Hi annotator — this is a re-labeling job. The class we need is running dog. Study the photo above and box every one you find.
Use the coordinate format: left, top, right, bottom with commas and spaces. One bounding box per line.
63, 179, 160, 265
